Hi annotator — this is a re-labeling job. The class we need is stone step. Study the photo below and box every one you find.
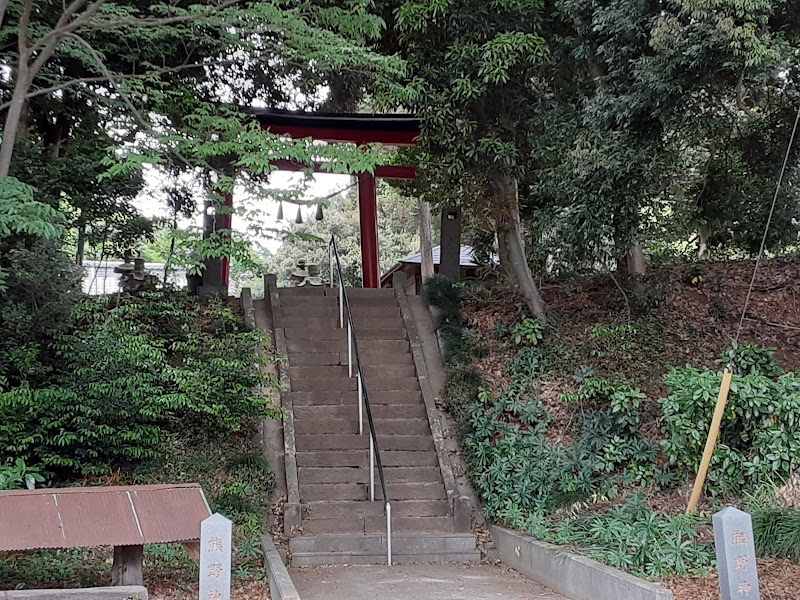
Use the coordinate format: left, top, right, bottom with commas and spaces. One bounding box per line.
298, 466, 442, 485
291, 376, 419, 393
295, 434, 434, 452
287, 390, 423, 407
296, 450, 439, 468
287, 352, 414, 367
280, 295, 398, 307
295, 419, 430, 436
282, 317, 404, 330
300, 481, 447, 501
365, 516, 452, 534
289, 533, 480, 566
283, 327, 408, 341
293, 404, 426, 420
288, 365, 417, 380
278, 287, 326, 297
301, 516, 454, 535
282, 305, 400, 319
286, 339, 410, 354
286, 353, 342, 367
291, 377, 358, 392
326, 288, 397, 298
303, 499, 450, 519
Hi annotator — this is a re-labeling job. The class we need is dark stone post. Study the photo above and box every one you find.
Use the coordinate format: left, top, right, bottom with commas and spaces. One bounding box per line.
440, 206, 462, 280
201, 195, 224, 291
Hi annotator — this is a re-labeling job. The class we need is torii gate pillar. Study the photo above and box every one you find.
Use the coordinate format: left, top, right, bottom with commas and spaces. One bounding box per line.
358, 173, 380, 288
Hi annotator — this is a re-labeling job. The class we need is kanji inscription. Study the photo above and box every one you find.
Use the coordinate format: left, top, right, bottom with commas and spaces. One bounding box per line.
199, 513, 232, 600
713, 507, 760, 600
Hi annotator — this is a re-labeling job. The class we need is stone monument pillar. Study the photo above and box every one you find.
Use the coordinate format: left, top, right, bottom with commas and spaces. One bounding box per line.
440, 205, 462, 281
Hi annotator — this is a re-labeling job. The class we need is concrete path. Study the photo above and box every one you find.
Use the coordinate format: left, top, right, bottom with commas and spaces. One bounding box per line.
288, 563, 567, 599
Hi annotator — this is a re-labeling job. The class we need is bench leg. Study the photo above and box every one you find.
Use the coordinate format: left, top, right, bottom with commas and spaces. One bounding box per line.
112, 545, 144, 586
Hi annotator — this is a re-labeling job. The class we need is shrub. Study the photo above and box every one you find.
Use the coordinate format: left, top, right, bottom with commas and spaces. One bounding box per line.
661, 363, 800, 495
0, 459, 46, 490
509, 346, 543, 380
0, 293, 278, 477
1, 318, 173, 475
464, 376, 656, 515
423, 274, 462, 312
0, 239, 82, 384
723, 342, 784, 377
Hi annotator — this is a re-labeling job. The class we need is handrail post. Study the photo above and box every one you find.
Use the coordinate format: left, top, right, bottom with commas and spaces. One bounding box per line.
386, 502, 392, 566
369, 434, 375, 502
329, 244, 334, 290
357, 371, 363, 436
348, 321, 353, 378
339, 283, 344, 328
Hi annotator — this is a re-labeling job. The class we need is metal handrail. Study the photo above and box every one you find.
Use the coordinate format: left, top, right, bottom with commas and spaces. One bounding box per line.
328, 236, 392, 565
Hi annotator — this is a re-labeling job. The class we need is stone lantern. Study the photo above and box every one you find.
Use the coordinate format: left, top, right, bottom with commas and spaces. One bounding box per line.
290, 260, 323, 287
114, 255, 157, 293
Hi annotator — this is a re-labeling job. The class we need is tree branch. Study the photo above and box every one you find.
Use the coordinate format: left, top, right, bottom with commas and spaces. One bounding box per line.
0, 58, 237, 112
30, 0, 91, 53
76, 0, 244, 32
18, 0, 34, 56
64, 32, 221, 178
0, 0, 10, 31
27, 0, 244, 84
29, 0, 107, 77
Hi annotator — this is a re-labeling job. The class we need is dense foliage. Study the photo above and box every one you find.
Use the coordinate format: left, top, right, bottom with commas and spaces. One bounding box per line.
384, 0, 800, 305
661, 347, 800, 495
0, 292, 278, 478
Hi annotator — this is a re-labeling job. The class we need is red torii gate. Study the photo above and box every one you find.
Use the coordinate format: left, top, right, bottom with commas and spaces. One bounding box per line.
208, 109, 419, 290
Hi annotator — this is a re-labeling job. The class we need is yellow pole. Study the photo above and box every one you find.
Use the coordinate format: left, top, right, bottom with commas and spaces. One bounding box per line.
686, 368, 734, 513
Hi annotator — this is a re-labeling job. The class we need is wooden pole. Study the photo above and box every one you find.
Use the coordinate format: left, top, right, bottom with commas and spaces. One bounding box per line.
358, 173, 380, 288
111, 545, 144, 585
419, 200, 434, 283
686, 368, 734, 513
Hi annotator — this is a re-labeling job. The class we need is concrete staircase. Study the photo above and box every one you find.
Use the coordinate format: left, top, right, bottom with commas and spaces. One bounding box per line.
267, 283, 478, 565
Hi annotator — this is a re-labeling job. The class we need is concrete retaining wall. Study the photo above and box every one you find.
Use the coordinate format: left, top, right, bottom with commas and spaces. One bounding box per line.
491, 526, 674, 600
2, 587, 147, 600
262, 535, 301, 600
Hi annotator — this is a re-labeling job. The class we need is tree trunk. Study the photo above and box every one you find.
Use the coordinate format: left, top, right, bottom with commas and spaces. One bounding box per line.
490, 173, 546, 319
419, 200, 434, 281
164, 212, 178, 285
497, 227, 512, 277
626, 241, 646, 276
0, 64, 31, 178
698, 226, 711, 260
75, 220, 86, 266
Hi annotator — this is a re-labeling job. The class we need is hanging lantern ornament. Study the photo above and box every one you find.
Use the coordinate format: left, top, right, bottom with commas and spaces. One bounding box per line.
315, 203, 324, 221
276, 200, 284, 221
295, 205, 303, 224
